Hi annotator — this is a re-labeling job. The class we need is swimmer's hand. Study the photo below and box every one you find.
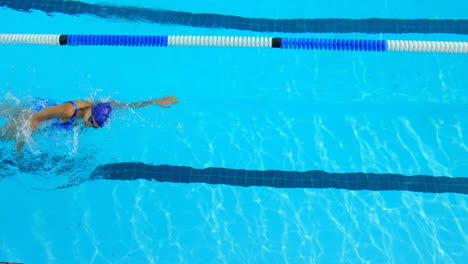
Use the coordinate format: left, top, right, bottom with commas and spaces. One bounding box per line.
151, 95, 178, 108
15, 140, 24, 155
83, 110, 93, 128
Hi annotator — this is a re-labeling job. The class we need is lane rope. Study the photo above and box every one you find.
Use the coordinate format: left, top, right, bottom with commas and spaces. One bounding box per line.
1, 34, 467, 53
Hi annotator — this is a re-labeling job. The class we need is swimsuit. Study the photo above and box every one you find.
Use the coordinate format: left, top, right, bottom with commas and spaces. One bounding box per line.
32, 99, 78, 130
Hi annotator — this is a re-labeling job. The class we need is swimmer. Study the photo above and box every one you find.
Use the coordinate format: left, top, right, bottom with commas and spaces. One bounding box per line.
0, 95, 178, 154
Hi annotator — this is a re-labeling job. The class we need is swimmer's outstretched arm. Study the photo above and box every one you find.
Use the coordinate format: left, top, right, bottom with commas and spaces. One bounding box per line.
110, 95, 178, 109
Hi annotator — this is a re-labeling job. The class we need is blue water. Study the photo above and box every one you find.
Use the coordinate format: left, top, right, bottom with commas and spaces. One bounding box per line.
1, 0, 468, 263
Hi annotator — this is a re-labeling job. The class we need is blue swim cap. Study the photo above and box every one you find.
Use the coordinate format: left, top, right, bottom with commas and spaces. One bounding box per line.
91, 102, 112, 127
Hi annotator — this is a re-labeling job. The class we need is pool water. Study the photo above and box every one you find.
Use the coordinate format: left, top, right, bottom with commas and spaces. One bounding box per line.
1, 0, 468, 263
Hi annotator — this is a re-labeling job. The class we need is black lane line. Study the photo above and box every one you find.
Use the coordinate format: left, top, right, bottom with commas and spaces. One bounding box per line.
1, 0, 467, 34
90, 163, 468, 194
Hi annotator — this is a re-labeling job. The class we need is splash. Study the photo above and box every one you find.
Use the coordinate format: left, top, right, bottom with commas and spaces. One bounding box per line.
0, 95, 100, 189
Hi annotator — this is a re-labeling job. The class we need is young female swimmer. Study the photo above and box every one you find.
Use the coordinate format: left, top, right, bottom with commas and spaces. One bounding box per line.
0, 95, 178, 154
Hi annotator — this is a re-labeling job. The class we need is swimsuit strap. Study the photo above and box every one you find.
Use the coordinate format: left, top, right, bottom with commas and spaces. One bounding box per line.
64, 101, 78, 124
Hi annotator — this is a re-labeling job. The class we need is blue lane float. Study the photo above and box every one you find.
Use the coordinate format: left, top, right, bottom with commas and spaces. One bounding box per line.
280, 38, 386, 51
1, 34, 467, 53
66, 34, 169, 47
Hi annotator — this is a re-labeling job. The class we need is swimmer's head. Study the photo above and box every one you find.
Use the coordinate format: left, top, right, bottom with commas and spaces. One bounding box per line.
89, 103, 112, 128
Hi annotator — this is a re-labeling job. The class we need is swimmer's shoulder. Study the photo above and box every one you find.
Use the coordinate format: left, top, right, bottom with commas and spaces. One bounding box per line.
58, 102, 77, 117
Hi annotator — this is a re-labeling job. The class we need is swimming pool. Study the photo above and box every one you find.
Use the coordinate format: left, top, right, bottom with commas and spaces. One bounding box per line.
1, 0, 467, 263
